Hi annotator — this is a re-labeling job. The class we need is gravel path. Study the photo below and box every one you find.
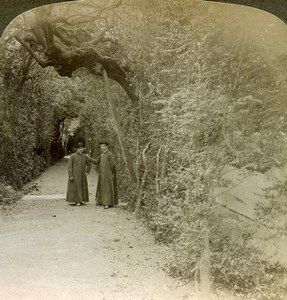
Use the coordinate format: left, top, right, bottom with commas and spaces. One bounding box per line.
0, 158, 195, 300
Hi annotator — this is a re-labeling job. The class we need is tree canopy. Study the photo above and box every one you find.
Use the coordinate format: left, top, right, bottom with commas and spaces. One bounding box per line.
2, 0, 139, 106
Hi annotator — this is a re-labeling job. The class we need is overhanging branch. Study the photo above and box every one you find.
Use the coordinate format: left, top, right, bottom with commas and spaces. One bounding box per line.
14, 36, 50, 67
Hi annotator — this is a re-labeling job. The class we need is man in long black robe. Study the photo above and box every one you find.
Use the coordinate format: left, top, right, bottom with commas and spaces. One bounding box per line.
95, 142, 118, 208
66, 142, 91, 205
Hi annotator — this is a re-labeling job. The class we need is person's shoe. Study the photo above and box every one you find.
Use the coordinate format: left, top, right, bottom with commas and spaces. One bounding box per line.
104, 206, 109, 209
69, 203, 77, 206
79, 202, 86, 206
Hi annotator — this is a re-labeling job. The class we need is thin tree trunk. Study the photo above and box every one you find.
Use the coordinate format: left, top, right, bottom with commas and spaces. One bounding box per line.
102, 68, 137, 183
160, 145, 168, 179
199, 217, 211, 299
135, 142, 150, 215
155, 145, 162, 194
198, 168, 213, 299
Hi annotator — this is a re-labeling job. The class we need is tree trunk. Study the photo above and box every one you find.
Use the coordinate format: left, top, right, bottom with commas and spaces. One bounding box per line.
102, 68, 137, 184
155, 145, 162, 194
135, 142, 150, 216
199, 217, 212, 300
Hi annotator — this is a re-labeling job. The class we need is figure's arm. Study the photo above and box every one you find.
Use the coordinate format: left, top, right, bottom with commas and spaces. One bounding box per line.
68, 155, 74, 180
86, 156, 92, 174
87, 155, 101, 164
108, 152, 116, 174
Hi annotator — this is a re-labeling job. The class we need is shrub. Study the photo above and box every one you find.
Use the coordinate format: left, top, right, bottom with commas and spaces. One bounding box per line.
0, 183, 22, 207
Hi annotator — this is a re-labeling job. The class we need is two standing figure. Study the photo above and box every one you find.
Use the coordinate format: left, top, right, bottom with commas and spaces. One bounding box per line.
66, 141, 118, 208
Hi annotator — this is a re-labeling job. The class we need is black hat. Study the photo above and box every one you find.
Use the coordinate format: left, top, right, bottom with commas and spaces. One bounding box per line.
75, 142, 85, 149
99, 141, 109, 146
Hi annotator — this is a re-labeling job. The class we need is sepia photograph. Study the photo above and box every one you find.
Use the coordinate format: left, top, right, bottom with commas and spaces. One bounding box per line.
0, 0, 286, 299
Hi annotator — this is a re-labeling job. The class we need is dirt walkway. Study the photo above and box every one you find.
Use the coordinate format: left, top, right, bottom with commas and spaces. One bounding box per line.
0, 157, 196, 300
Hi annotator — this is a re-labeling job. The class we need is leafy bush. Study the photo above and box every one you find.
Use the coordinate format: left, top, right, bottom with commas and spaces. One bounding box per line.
0, 183, 22, 207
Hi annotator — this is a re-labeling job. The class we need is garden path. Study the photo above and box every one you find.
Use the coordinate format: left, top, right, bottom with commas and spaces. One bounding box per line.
0, 157, 195, 300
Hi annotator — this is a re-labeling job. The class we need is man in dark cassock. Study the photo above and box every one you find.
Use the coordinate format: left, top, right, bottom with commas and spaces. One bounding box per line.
94, 142, 118, 209
66, 142, 92, 206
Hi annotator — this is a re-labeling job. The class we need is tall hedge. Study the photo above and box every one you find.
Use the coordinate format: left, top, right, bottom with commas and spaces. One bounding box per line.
0, 43, 67, 188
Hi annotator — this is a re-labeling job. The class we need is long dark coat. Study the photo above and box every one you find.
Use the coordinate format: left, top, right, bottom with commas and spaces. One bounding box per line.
66, 153, 91, 203
96, 150, 118, 206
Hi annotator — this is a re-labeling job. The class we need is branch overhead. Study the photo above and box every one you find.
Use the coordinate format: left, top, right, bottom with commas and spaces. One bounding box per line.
10, 0, 139, 106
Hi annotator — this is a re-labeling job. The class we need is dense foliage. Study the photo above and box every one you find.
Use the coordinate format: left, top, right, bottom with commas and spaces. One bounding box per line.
0, 42, 83, 190
114, 0, 287, 297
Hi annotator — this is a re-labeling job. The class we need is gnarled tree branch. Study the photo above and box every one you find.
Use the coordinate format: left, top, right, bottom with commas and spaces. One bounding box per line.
14, 36, 50, 67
